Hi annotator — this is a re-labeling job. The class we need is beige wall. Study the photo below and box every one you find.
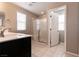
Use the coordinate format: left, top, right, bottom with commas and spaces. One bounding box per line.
77, 4, 79, 55
48, 2, 79, 54
66, 3, 79, 54
0, 3, 37, 35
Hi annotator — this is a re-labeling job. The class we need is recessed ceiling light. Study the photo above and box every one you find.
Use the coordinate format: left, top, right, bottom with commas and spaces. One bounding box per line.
26, 2, 38, 6
41, 11, 44, 15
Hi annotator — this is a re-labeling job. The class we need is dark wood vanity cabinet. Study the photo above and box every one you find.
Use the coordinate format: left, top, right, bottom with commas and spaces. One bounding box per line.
0, 37, 31, 57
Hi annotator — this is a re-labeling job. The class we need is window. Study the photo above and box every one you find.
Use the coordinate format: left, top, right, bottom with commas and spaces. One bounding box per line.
58, 14, 64, 30
17, 12, 26, 30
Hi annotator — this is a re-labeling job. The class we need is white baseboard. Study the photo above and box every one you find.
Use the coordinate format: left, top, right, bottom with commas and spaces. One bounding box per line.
66, 51, 78, 57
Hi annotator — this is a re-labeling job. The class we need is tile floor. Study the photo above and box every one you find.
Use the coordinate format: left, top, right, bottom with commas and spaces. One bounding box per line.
32, 40, 75, 57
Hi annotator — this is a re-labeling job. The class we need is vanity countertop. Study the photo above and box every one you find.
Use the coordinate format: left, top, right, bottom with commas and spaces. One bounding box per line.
0, 32, 32, 43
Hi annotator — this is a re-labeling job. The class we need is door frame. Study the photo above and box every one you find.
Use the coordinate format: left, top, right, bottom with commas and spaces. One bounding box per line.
47, 5, 67, 52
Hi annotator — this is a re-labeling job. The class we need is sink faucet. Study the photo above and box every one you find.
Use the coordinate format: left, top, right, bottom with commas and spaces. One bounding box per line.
0, 27, 7, 37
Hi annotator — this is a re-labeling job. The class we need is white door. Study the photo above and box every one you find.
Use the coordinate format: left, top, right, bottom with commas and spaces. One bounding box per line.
49, 12, 59, 47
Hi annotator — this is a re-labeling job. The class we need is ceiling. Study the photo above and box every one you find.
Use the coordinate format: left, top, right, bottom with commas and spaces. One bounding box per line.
12, 2, 53, 16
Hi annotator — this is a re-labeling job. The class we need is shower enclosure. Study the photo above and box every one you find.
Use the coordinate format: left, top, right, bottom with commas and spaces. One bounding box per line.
33, 13, 59, 47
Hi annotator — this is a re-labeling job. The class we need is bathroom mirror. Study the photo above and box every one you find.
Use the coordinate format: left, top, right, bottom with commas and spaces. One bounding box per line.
0, 12, 5, 26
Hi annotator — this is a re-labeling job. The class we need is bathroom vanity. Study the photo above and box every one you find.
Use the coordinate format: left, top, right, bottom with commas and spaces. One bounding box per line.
0, 32, 32, 57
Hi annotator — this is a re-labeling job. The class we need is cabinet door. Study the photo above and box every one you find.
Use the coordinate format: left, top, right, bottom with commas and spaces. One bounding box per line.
0, 37, 31, 57
0, 43, 9, 57
25, 37, 31, 57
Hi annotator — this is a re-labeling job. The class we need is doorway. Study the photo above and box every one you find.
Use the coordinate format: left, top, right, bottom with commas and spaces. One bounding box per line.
48, 5, 66, 51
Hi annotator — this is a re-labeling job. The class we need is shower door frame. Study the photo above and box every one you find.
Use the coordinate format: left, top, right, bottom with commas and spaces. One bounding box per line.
47, 5, 67, 52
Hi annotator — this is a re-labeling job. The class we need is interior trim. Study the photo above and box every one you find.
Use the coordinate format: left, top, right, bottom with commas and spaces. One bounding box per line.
66, 51, 78, 57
